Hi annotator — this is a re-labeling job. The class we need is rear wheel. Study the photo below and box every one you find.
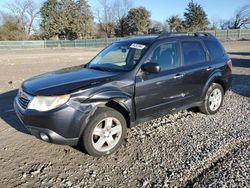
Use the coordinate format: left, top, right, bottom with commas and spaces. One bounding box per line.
81, 107, 127, 157
199, 83, 224, 115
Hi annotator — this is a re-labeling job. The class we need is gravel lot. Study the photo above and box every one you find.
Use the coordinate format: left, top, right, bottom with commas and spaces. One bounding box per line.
0, 41, 249, 187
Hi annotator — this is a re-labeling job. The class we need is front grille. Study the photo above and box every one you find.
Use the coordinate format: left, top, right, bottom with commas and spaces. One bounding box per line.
17, 90, 32, 110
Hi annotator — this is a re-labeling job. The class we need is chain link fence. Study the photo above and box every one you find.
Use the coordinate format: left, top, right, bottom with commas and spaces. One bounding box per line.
45, 38, 121, 48
205, 29, 250, 40
0, 29, 249, 49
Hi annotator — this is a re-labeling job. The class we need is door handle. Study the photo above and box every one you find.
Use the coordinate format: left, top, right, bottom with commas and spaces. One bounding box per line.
174, 73, 184, 79
206, 66, 212, 71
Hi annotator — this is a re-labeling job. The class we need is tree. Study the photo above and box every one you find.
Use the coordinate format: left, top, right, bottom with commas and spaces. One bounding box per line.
40, 0, 64, 39
115, 16, 127, 37
167, 15, 184, 32
149, 20, 165, 34
96, 0, 132, 38
125, 7, 151, 35
5, 0, 40, 37
113, 0, 133, 37
213, 5, 250, 30
62, 0, 94, 39
73, 0, 94, 38
0, 16, 25, 40
230, 4, 250, 29
208, 17, 222, 30
96, 0, 116, 38
183, 1, 209, 31
40, 0, 94, 39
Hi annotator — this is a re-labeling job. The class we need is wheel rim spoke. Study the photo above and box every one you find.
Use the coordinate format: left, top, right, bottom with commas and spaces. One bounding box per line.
110, 126, 122, 135
95, 136, 106, 150
209, 96, 214, 102
105, 118, 113, 130
93, 127, 103, 136
106, 135, 115, 145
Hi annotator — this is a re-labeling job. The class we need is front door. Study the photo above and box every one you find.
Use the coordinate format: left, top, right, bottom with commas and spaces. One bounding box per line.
135, 40, 188, 118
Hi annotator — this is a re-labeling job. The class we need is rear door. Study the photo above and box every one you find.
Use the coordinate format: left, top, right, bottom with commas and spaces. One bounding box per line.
179, 39, 213, 104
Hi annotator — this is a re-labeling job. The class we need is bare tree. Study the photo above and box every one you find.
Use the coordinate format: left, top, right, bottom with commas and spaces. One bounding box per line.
209, 17, 221, 30
0, 11, 27, 40
231, 4, 250, 29
218, 19, 231, 30
113, 0, 132, 21
5, 0, 40, 36
113, 0, 132, 37
95, 0, 115, 37
96, 0, 132, 37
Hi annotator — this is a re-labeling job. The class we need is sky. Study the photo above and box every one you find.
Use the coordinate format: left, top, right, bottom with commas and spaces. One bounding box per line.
0, 0, 249, 23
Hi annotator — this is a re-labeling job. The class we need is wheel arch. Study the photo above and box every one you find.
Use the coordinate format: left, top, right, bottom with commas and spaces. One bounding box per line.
201, 72, 226, 100
105, 100, 131, 128
87, 90, 135, 127
213, 79, 226, 92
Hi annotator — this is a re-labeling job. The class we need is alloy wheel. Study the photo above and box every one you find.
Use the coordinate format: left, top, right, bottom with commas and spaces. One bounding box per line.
91, 117, 122, 152
208, 88, 222, 111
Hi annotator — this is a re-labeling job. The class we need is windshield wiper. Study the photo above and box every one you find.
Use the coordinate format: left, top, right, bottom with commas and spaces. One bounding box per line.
89, 66, 112, 72
89, 66, 111, 72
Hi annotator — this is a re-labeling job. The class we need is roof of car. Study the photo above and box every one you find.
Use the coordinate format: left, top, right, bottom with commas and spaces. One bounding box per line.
116, 32, 215, 45
117, 35, 158, 45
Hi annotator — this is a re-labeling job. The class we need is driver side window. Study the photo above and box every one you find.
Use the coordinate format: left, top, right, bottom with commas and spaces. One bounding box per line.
149, 42, 180, 71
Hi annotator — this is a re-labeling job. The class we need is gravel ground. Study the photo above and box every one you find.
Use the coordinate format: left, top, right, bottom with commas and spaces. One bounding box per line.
0, 41, 249, 187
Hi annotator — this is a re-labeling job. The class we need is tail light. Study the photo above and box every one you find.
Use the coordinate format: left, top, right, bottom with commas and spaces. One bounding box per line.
227, 59, 232, 70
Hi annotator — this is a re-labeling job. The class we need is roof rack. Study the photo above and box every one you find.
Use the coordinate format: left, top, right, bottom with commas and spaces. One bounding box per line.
157, 32, 213, 39
194, 32, 213, 37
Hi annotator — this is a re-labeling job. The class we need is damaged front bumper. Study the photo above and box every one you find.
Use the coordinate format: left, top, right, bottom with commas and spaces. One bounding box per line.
14, 96, 96, 146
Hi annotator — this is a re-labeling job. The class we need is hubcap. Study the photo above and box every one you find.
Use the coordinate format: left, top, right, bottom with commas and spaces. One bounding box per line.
92, 117, 122, 152
208, 88, 222, 111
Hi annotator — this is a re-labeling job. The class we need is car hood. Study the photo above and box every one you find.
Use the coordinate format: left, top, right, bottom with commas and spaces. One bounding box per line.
22, 65, 121, 96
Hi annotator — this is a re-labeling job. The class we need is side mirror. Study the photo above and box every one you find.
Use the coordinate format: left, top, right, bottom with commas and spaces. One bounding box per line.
141, 63, 161, 74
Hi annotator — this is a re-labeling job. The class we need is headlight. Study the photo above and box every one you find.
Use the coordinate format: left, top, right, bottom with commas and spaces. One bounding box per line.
28, 94, 70, 112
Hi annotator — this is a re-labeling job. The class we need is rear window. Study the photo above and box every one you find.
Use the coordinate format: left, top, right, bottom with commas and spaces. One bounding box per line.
203, 40, 225, 61
182, 41, 206, 65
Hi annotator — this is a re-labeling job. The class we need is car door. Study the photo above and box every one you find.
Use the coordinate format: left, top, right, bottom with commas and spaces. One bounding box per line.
135, 40, 189, 118
179, 39, 213, 104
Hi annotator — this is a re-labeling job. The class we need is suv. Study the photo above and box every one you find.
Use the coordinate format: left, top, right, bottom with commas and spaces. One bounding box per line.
14, 33, 232, 157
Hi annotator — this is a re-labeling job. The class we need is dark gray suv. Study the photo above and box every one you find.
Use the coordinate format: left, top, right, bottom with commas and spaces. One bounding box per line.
14, 33, 232, 156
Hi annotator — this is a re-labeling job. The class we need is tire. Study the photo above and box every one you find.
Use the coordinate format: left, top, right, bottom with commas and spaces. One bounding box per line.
81, 107, 127, 157
199, 83, 224, 115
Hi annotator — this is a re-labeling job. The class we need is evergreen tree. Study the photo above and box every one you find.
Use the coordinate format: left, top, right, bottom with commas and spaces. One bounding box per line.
183, 1, 209, 31
125, 7, 151, 35
40, 0, 65, 39
40, 0, 94, 39
63, 0, 94, 39
167, 15, 184, 32
74, 0, 94, 38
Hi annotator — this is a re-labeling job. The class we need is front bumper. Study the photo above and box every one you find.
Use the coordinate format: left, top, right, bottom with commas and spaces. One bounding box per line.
14, 97, 94, 146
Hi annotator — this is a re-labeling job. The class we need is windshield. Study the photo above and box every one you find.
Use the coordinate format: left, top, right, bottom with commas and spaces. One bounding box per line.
88, 42, 148, 72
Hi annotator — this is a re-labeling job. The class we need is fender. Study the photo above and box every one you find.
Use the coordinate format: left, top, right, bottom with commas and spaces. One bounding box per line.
73, 86, 136, 127
89, 89, 135, 121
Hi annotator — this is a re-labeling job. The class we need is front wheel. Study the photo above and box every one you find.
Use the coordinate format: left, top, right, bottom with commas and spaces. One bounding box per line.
81, 107, 127, 157
199, 83, 224, 115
